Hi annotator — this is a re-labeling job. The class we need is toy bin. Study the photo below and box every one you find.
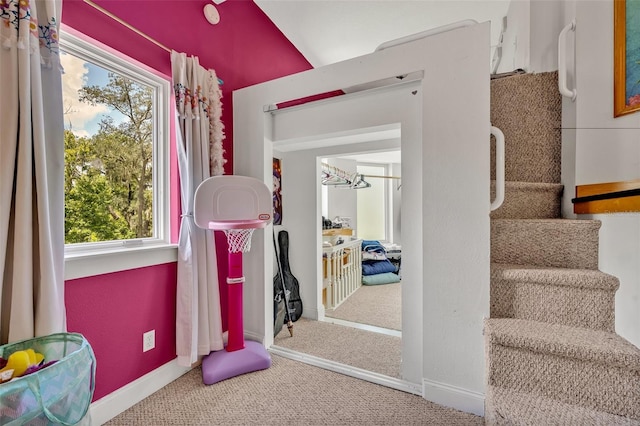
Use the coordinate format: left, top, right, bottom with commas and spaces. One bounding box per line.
0, 333, 96, 425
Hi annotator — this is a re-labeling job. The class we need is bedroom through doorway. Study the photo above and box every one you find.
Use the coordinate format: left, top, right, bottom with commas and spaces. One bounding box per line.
320, 153, 402, 335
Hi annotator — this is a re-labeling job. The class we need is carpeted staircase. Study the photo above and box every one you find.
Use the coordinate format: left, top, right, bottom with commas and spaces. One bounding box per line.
485, 72, 640, 425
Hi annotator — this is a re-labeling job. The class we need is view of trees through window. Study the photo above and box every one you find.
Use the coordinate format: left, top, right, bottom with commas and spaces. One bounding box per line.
62, 52, 154, 244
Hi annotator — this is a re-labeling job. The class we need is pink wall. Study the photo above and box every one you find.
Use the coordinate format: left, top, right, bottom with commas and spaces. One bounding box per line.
65, 264, 178, 399
62, 0, 312, 401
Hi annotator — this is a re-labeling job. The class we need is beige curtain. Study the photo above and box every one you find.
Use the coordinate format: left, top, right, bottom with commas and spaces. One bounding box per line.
0, 0, 66, 344
171, 51, 226, 366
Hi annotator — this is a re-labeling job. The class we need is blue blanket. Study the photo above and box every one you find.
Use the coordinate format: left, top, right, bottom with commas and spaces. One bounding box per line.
361, 240, 386, 254
362, 272, 400, 285
362, 259, 397, 275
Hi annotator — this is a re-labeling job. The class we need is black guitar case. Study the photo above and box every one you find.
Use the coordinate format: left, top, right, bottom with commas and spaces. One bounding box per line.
273, 230, 286, 337
275, 230, 303, 322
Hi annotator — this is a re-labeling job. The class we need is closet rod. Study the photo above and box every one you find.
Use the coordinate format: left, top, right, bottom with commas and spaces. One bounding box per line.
82, 0, 224, 85
361, 174, 402, 179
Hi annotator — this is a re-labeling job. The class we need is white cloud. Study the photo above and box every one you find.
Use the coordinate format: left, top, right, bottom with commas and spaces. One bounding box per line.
60, 53, 109, 136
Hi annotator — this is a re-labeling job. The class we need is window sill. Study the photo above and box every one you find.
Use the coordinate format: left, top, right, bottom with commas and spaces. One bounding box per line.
65, 243, 178, 280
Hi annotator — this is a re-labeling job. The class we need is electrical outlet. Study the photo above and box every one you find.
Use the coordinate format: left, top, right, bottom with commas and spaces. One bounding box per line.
143, 330, 155, 352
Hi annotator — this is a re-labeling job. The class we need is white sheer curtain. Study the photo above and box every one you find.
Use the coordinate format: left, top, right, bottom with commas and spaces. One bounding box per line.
171, 51, 226, 366
0, 0, 66, 344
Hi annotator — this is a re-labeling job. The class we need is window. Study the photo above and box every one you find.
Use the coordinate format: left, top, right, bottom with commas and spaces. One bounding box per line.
356, 164, 388, 241
60, 30, 173, 277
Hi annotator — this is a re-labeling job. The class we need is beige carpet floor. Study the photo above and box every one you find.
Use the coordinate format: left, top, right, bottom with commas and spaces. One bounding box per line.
326, 282, 401, 331
105, 354, 483, 425
274, 317, 401, 379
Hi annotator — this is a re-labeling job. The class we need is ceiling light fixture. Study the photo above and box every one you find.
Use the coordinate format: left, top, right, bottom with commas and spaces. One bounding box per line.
203, 2, 220, 25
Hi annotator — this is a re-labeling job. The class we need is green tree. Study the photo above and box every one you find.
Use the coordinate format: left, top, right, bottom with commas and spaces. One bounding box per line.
77, 73, 153, 239
65, 174, 134, 243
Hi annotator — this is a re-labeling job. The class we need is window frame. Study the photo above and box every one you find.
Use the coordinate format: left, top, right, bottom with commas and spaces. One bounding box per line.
60, 29, 175, 280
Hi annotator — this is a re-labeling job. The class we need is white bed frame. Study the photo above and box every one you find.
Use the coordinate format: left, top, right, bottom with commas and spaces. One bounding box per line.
323, 239, 362, 309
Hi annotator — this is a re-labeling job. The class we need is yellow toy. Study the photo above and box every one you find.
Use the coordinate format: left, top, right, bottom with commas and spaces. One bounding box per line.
0, 349, 45, 382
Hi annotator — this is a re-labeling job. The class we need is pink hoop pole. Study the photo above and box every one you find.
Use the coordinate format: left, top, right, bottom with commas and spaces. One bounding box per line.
226, 250, 245, 352
208, 219, 269, 353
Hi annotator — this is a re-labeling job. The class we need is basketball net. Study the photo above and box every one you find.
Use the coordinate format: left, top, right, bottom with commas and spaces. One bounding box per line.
223, 228, 256, 253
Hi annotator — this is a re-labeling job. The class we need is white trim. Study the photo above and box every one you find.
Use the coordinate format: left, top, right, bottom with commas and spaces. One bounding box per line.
375, 19, 478, 51
269, 346, 422, 396
321, 317, 402, 338
422, 378, 485, 417
89, 359, 192, 425
244, 330, 265, 344
301, 305, 322, 321
65, 244, 178, 280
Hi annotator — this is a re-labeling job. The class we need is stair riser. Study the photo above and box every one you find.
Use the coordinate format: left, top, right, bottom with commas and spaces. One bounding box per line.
491, 222, 599, 269
490, 72, 562, 184
487, 344, 640, 418
491, 281, 616, 331
490, 184, 562, 220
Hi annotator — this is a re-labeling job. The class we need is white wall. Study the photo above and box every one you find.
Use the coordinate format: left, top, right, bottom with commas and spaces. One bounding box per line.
571, 0, 640, 347
534, 0, 640, 348
497, 0, 530, 73
233, 22, 491, 415
497, 0, 567, 75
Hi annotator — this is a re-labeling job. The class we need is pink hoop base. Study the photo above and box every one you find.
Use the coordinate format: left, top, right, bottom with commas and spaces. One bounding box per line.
202, 340, 271, 385
208, 219, 268, 230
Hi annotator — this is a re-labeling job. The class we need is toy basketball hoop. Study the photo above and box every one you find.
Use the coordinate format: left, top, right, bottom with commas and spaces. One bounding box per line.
193, 175, 272, 385
213, 219, 267, 255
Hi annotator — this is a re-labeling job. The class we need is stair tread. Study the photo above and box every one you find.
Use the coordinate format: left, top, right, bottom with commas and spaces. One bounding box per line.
485, 318, 640, 369
492, 218, 601, 227
493, 180, 564, 191
491, 264, 620, 291
486, 385, 640, 425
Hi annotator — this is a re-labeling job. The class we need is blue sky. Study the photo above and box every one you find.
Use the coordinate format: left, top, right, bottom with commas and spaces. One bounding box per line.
61, 52, 127, 138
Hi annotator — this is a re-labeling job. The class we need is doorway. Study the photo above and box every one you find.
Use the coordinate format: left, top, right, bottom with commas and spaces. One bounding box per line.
265, 81, 419, 390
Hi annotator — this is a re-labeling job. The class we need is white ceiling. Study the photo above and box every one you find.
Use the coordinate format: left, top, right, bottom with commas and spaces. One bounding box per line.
254, 0, 510, 68
339, 150, 402, 164
256, 0, 511, 164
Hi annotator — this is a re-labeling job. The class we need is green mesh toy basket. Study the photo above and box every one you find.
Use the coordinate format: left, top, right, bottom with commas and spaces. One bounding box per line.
0, 333, 96, 425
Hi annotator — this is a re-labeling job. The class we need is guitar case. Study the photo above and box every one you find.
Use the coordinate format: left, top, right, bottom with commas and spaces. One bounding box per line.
273, 291, 285, 337
273, 230, 286, 337
274, 230, 303, 322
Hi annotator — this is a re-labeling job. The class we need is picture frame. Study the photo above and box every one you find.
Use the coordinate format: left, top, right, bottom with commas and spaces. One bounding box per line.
614, 0, 640, 117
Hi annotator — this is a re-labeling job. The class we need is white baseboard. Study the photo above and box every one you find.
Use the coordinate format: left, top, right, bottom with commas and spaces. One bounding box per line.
422, 378, 485, 417
302, 306, 321, 320
270, 345, 422, 396
89, 359, 192, 425
244, 330, 265, 343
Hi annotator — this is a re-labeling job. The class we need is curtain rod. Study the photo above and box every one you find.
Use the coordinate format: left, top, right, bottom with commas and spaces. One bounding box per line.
82, 0, 223, 85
